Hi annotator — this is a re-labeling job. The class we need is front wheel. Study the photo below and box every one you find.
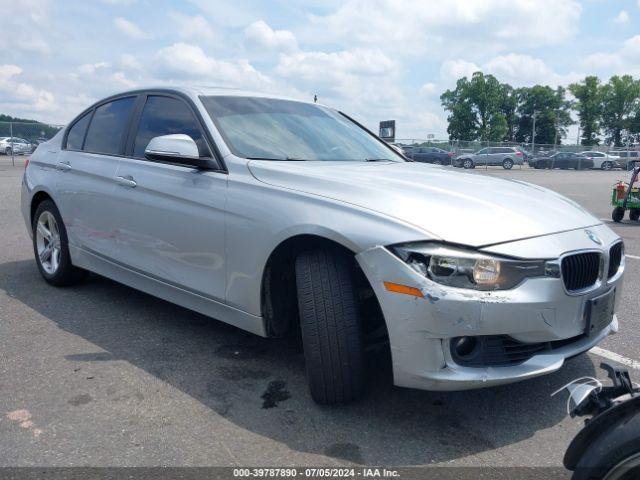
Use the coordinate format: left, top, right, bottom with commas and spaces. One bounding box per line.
502, 158, 514, 170
32, 200, 87, 286
602, 161, 613, 171
295, 249, 365, 405
5, 147, 11, 156
463, 159, 474, 169
432, 159, 442, 166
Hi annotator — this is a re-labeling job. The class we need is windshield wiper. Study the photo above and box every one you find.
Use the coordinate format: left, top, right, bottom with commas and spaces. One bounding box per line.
364, 158, 392, 162
246, 156, 308, 161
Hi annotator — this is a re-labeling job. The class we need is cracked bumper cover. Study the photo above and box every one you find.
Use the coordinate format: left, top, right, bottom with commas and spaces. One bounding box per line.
356, 228, 623, 391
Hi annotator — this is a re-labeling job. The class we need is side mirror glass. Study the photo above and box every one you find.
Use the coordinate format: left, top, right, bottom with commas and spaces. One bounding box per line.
144, 134, 207, 168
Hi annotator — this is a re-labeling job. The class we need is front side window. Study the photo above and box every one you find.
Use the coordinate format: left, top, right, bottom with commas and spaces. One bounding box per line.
84, 97, 136, 155
66, 112, 92, 150
201, 96, 402, 162
133, 96, 210, 158
476, 148, 488, 155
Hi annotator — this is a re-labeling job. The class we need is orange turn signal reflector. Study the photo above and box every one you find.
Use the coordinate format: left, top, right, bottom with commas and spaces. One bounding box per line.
383, 281, 424, 298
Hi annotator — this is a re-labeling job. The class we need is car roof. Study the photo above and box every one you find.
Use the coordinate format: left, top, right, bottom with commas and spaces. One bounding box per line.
111, 85, 321, 107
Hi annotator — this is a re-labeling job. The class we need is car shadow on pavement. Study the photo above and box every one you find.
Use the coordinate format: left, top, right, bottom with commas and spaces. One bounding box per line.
0, 259, 596, 466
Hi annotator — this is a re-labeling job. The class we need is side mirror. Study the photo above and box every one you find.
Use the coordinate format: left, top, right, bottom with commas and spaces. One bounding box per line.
144, 134, 208, 168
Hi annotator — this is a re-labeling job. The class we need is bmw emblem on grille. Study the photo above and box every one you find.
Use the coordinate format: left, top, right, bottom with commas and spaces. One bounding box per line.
585, 230, 602, 245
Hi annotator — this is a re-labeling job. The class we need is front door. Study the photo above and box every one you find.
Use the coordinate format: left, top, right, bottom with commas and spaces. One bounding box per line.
109, 94, 228, 302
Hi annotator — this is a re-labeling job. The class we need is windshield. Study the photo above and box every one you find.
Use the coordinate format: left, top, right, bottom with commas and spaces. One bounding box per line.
201, 96, 403, 162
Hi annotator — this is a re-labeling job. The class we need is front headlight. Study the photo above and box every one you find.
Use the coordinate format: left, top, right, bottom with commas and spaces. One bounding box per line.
390, 243, 557, 291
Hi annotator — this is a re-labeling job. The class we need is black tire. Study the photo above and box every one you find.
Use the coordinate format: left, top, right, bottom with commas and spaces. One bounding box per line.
502, 158, 514, 170
432, 159, 442, 166
612, 207, 625, 223
463, 158, 474, 169
630, 209, 640, 221
32, 199, 87, 286
5, 147, 11, 156
570, 420, 640, 480
602, 161, 613, 171
295, 248, 365, 405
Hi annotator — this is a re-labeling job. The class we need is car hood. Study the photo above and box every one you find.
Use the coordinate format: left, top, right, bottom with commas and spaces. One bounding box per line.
247, 160, 601, 247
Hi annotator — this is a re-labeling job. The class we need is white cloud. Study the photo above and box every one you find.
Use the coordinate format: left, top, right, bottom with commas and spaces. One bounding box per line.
100, 0, 137, 4
613, 10, 630, 24
439, 54, 581, 88
0, 0, 51, 54
419, 83, 436, 95
440, 59, 480, 82
307, 0, 582, 56
119, 54, 141, 70
244, 20, 298, 53
155, 43, 271, 89
168, 12, 216, 41
78, 62, 110, 76
0, 64, 56, 112
114, 17, 149, 40
582, 35, 640, 76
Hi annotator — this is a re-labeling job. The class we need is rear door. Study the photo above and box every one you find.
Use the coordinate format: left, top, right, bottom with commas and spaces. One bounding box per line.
486, 147, 501, 165
56, 96, 137, 260
109, 93, 228, 302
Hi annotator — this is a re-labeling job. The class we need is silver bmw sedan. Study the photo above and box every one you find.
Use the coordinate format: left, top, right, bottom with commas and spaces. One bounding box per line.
21, 87, 624, 404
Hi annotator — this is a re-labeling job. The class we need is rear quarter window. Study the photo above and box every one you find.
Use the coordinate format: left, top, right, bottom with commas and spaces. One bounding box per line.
66, 112, 92, 150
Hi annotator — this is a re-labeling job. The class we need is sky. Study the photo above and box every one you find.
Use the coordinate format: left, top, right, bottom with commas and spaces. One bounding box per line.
0, 0, 639, 141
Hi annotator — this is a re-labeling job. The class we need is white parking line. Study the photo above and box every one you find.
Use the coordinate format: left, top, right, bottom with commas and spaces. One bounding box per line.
590, 347, 640, 370
626, 254, 640, 260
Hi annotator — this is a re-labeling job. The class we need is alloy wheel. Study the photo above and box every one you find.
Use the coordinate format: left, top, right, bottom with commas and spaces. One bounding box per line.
36, 211, 61, 275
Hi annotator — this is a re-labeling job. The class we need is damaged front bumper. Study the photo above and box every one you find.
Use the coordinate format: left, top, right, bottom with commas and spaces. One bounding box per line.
356, 225, 623, 391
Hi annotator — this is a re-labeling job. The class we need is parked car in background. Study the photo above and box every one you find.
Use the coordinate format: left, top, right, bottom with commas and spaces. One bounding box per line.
579, 151, 622, 170
405, 146, 453, 165
611, 150, 639, 170
516, 147, 533, 163
453, 146, 524, 169
0, 137, 32, 155
20, 86, 624, 404
531, 152, 594, 170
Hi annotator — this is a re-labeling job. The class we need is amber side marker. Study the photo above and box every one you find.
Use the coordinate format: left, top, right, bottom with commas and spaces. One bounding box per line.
383, 281, 424, 298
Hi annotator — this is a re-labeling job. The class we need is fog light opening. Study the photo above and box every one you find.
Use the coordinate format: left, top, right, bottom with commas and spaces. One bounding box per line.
452, 336, 479, 359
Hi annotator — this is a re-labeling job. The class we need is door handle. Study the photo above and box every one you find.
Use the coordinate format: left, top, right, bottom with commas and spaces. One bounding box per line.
115, 175, 137, 188
56, 161, 71, 171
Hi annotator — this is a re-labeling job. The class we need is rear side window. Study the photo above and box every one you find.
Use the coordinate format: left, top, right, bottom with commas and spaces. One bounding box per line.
84, 97, 136, 155
66, 112, 92, 150
133, 96, 210, 158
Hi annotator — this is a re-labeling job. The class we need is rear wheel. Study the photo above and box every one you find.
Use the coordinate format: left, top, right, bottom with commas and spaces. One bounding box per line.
612, 207, 625, 223
32, 200, 87, 286
502, 158, 514, 170
463, 158, 474, 169
432, 159, 442, 166
295, 248, 365, 405
630, 209, 640, 222
5, 147, 11, 156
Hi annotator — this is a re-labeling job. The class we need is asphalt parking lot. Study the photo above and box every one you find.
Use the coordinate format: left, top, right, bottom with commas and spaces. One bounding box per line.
1, 157, 639, 469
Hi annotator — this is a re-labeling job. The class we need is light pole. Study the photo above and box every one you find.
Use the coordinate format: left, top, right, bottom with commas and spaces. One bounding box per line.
531, 110, 539, 154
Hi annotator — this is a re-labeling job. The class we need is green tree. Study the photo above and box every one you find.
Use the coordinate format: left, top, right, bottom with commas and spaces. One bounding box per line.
440, 72, 508, 141
499, 83, 518, 141
515, 85, 573, 145
569, 76, 602, 146
600, 75, 640, 146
